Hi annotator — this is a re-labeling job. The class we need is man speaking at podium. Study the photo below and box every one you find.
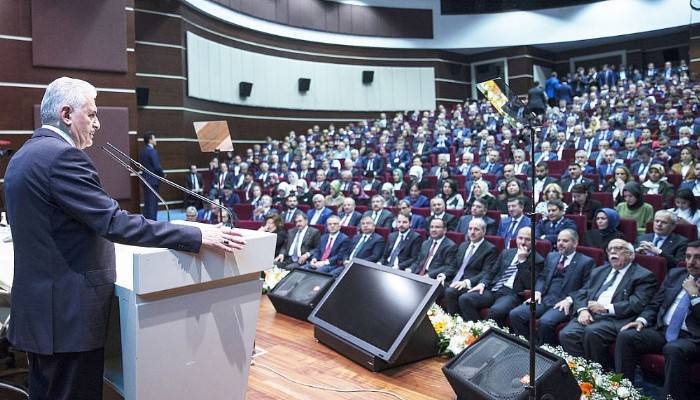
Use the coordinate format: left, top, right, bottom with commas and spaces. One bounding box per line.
3, 77, 245, 400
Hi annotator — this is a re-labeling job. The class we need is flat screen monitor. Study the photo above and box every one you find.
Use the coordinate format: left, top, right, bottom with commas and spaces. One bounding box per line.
308, 259, 440, 363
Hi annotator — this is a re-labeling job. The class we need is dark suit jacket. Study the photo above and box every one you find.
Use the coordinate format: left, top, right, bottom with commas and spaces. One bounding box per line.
213, 171, 234, 190
338, 211, 362, 227
444, 240, 498, 284
426, 213, 457, 232
280, 208, 304, 224
455, 215, 498, 235
409, 214, 427, 230
572, 263, 658, 321
4, 128, 202, 354
184, 172, 204, 192
536, 252, 595, 305
138, 144, 164, 186
362, 209, 394, 229
347, 232, 385, 262
558, 177, 594, 193
479, 249, 544, 294
307, 207, 333, 226
535, 217, 578, 244
639, 268, 700, 342
412, 141, 431, 159
380, 230, 422, 270
497, 216, 532, 241
410, 237, 457, 279
280, 226, 321, 258
311, 232, 350, 266
635, 233, 688, 270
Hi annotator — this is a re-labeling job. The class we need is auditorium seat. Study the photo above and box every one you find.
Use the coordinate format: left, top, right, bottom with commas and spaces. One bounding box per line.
644, 220, 698, 241
421, 189, 435, 198
375, 227, 390, 240
591, 192, 614, 208
634, 254, 667, 284
232, 204, 254, 220
236, 220, 263, 230
576, 246, 605, 266
644, 194, 664, 211
310, 224, 325, 234
486, 210, 501, 226
482, 174, 497, 188
446, 231, 465, 244
355, 205, 368, 213
485, 235, 505, 251
618, 218, 638, 243
564, 214, 587, 239
413, 207, 430, 217
667, 174, 682, 188
453, 175, 466, 189
340, 226, 357, 238
298, 204, 310, 212
584, 174, 600, 190
639, 354, 700, 384
446, 209, 463, 218
547, 160, 567, 178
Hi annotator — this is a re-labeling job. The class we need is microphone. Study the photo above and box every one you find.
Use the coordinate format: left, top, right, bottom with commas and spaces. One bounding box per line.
101, 142, 236, 225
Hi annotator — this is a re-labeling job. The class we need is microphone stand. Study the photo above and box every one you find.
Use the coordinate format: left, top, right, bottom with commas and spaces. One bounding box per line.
102, 146, 171, 222
102, 142, 236, 225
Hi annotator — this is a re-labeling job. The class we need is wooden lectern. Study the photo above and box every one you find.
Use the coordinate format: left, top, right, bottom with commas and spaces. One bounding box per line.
104, 224, 275, 399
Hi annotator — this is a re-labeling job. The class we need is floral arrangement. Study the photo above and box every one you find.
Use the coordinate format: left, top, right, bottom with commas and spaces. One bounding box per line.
262, 265, 290, 293
427, 305, 651, 400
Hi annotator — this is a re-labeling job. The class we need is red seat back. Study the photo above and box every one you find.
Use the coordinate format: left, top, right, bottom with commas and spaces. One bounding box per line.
236, 220, 263, 230
485, 235, 505, 251
413, 207, 430, 217
618, 218, 638, 243
340, 226, 357, 238
644, 194, 663, 211
375, 227, 390, 240
576, 245, 605, 266
446, 231, 465, 244
591, 192, 614, 208
634, 254, 667, 284
232, 204, 254, 220
564, 214, 587, 239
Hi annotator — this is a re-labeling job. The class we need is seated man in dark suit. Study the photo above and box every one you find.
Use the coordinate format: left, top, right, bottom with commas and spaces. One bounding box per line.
534, 199, 577, 245
444, 218, 498, 315
559, 239, 658, 367
426, 197, 457, 232
273, 212, 321, 270
380, 214, 422, 271
307, 194, 333, 226
280, 194, 304, 224
509, 229, 595, 345
635, 210, 688, 270
303, 216, 350, 277
410, 218, 456, 280
344, 216, 386, 265
184, 164, 204, 208
455, 198, 497, 235
614, 240, 700, 400
362, 195, 394, 229
558, 163, 594, 193
396, 199, 426, 230
337, 197, 362, 227
497, 198, 531, 248
457, 227, 544, 325
196, 201, 221, 224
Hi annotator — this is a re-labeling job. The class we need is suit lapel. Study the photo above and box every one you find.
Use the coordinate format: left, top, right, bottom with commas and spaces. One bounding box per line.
611, 265, 635, 301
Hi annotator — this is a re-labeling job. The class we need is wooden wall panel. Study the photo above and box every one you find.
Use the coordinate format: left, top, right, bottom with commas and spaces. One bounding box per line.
0, 0, 31, 37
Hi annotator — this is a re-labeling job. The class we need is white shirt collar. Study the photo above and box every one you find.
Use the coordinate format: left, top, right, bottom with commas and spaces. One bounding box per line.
41, 124, 75, 147
469, 238, 484, 248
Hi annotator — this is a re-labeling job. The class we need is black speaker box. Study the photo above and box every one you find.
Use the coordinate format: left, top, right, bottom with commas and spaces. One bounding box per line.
442, 329, 581, 400
298, 78, 311, 92
362, 70, 374, 84
135, 87, 149, 106
268, 268, 335, 321
239, 81, 253, 97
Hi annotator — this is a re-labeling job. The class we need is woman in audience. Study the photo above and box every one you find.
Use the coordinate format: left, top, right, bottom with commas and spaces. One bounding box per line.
465, 180, 499, 211
671, 145, 697, 181
391, 168, 408, 193
641, 163, 675, 208
350, 181, 370, 207
406, 182, 430, 208
602, 166, 633, 205
436, 166, 453, 193
439, 178, 464, 210
258, 214, 287, 254
380, 182, 399, 207
534, 183, 565, 216
583, 208, 625, 252
295, 179, 313, 205
408, 164, 431, 190
615, 182, 654, 234
566, 183, 602, 228
498, 178, 532, 213
325, 180, 345, 207
248, 184, 262, 207
668, 188, 700, 237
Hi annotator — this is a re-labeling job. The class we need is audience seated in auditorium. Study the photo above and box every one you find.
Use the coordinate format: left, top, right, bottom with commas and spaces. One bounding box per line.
616, 182, 655, 234
184, 206, 197, 222
307, 194, 332, 225
338, 197, 362, 227
602, 166, 634, 205
455, 198, 498, 235
379, 213, 422, 271
583, 208, 626, 254
671, 146, 697, 181
252, 195, 277, 222
640, 164, 675, 208
559, 239, 658, 368
426, 197, 458, 232
635, 210, 688, 270
196, 200, 220, 225
668, 188, 700, 237
409, 218, 456, 280
325, 180, 345, 208
274, 213, 320, 270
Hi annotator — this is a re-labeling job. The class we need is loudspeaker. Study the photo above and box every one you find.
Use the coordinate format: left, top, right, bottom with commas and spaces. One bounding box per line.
239, 81, 253, 98
442, 329, 581, 400
298, 78, 311, 92
268, 268, 335, 321
362, 70, 374, 84
135, 87, 149, 106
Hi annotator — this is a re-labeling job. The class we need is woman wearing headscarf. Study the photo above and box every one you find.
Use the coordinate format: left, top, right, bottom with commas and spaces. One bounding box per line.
408, 165, 431, 190
380, 182, 399, 207
465, 179, 499, 211
615, 181, 654, 234
583, 208, 625, 252
350, 181, 370, 207
295, 179, 313, 205
325, 180, 345, 207
391, 168, 408, 193
641, 164, 675, 209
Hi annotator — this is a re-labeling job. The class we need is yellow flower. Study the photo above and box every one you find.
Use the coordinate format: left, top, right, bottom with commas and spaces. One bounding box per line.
433, 321, 446, 334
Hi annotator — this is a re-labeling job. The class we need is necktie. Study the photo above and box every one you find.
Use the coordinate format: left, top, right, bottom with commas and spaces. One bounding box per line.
452, 244, 476, 284
606, 164, 612, 176
556, 255, 566, 273
350, 235, 368, 260
288, 231, 301, 260
594, 270, 619, 299
387, 233, 406, 267
419, 240, 438, 275
341, 214, 351, 226
666, 292, 691, 342
506, 219, 518, 247
373, 212, 379, 224
492, 258, 520, 292
653, 235, 663, 248
285, 210, 293, 223
321, 236, 335, 261
219, 173, 224, 187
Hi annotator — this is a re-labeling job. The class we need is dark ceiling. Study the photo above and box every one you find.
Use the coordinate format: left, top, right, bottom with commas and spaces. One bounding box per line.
440, 0, 606, 14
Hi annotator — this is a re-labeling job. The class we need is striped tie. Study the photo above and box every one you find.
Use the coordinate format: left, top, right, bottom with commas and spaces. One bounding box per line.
492, 259, 520, 292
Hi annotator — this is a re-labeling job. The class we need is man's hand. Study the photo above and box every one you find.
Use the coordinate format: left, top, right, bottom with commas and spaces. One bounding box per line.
587, 301, 608, 314
199, 225, 245, 253
553, 298, 572, 315
274, 254, 284, 263
298, 253, 310, 265
451, 280, 468, 290
683, 275, 700, 297
578, 309, 594, 325
621, 321, 644, 332
468, 283, 485, 294
516, 243, 529, 262
525, 291, 542, 304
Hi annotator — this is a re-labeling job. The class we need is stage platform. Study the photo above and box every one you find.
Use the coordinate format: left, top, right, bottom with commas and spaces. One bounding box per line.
246, 295, 454, 399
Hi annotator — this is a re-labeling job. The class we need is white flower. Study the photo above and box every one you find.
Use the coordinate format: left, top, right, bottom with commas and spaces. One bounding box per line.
446, 335, 467, 355
616, 387, 630, 398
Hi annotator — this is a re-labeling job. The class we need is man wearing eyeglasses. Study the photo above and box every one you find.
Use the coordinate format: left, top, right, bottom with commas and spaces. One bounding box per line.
614, 240, 700, 400
559, 239, 658, 368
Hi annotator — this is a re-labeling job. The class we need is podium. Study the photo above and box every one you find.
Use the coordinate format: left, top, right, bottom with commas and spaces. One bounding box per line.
104, 225, 275, 400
